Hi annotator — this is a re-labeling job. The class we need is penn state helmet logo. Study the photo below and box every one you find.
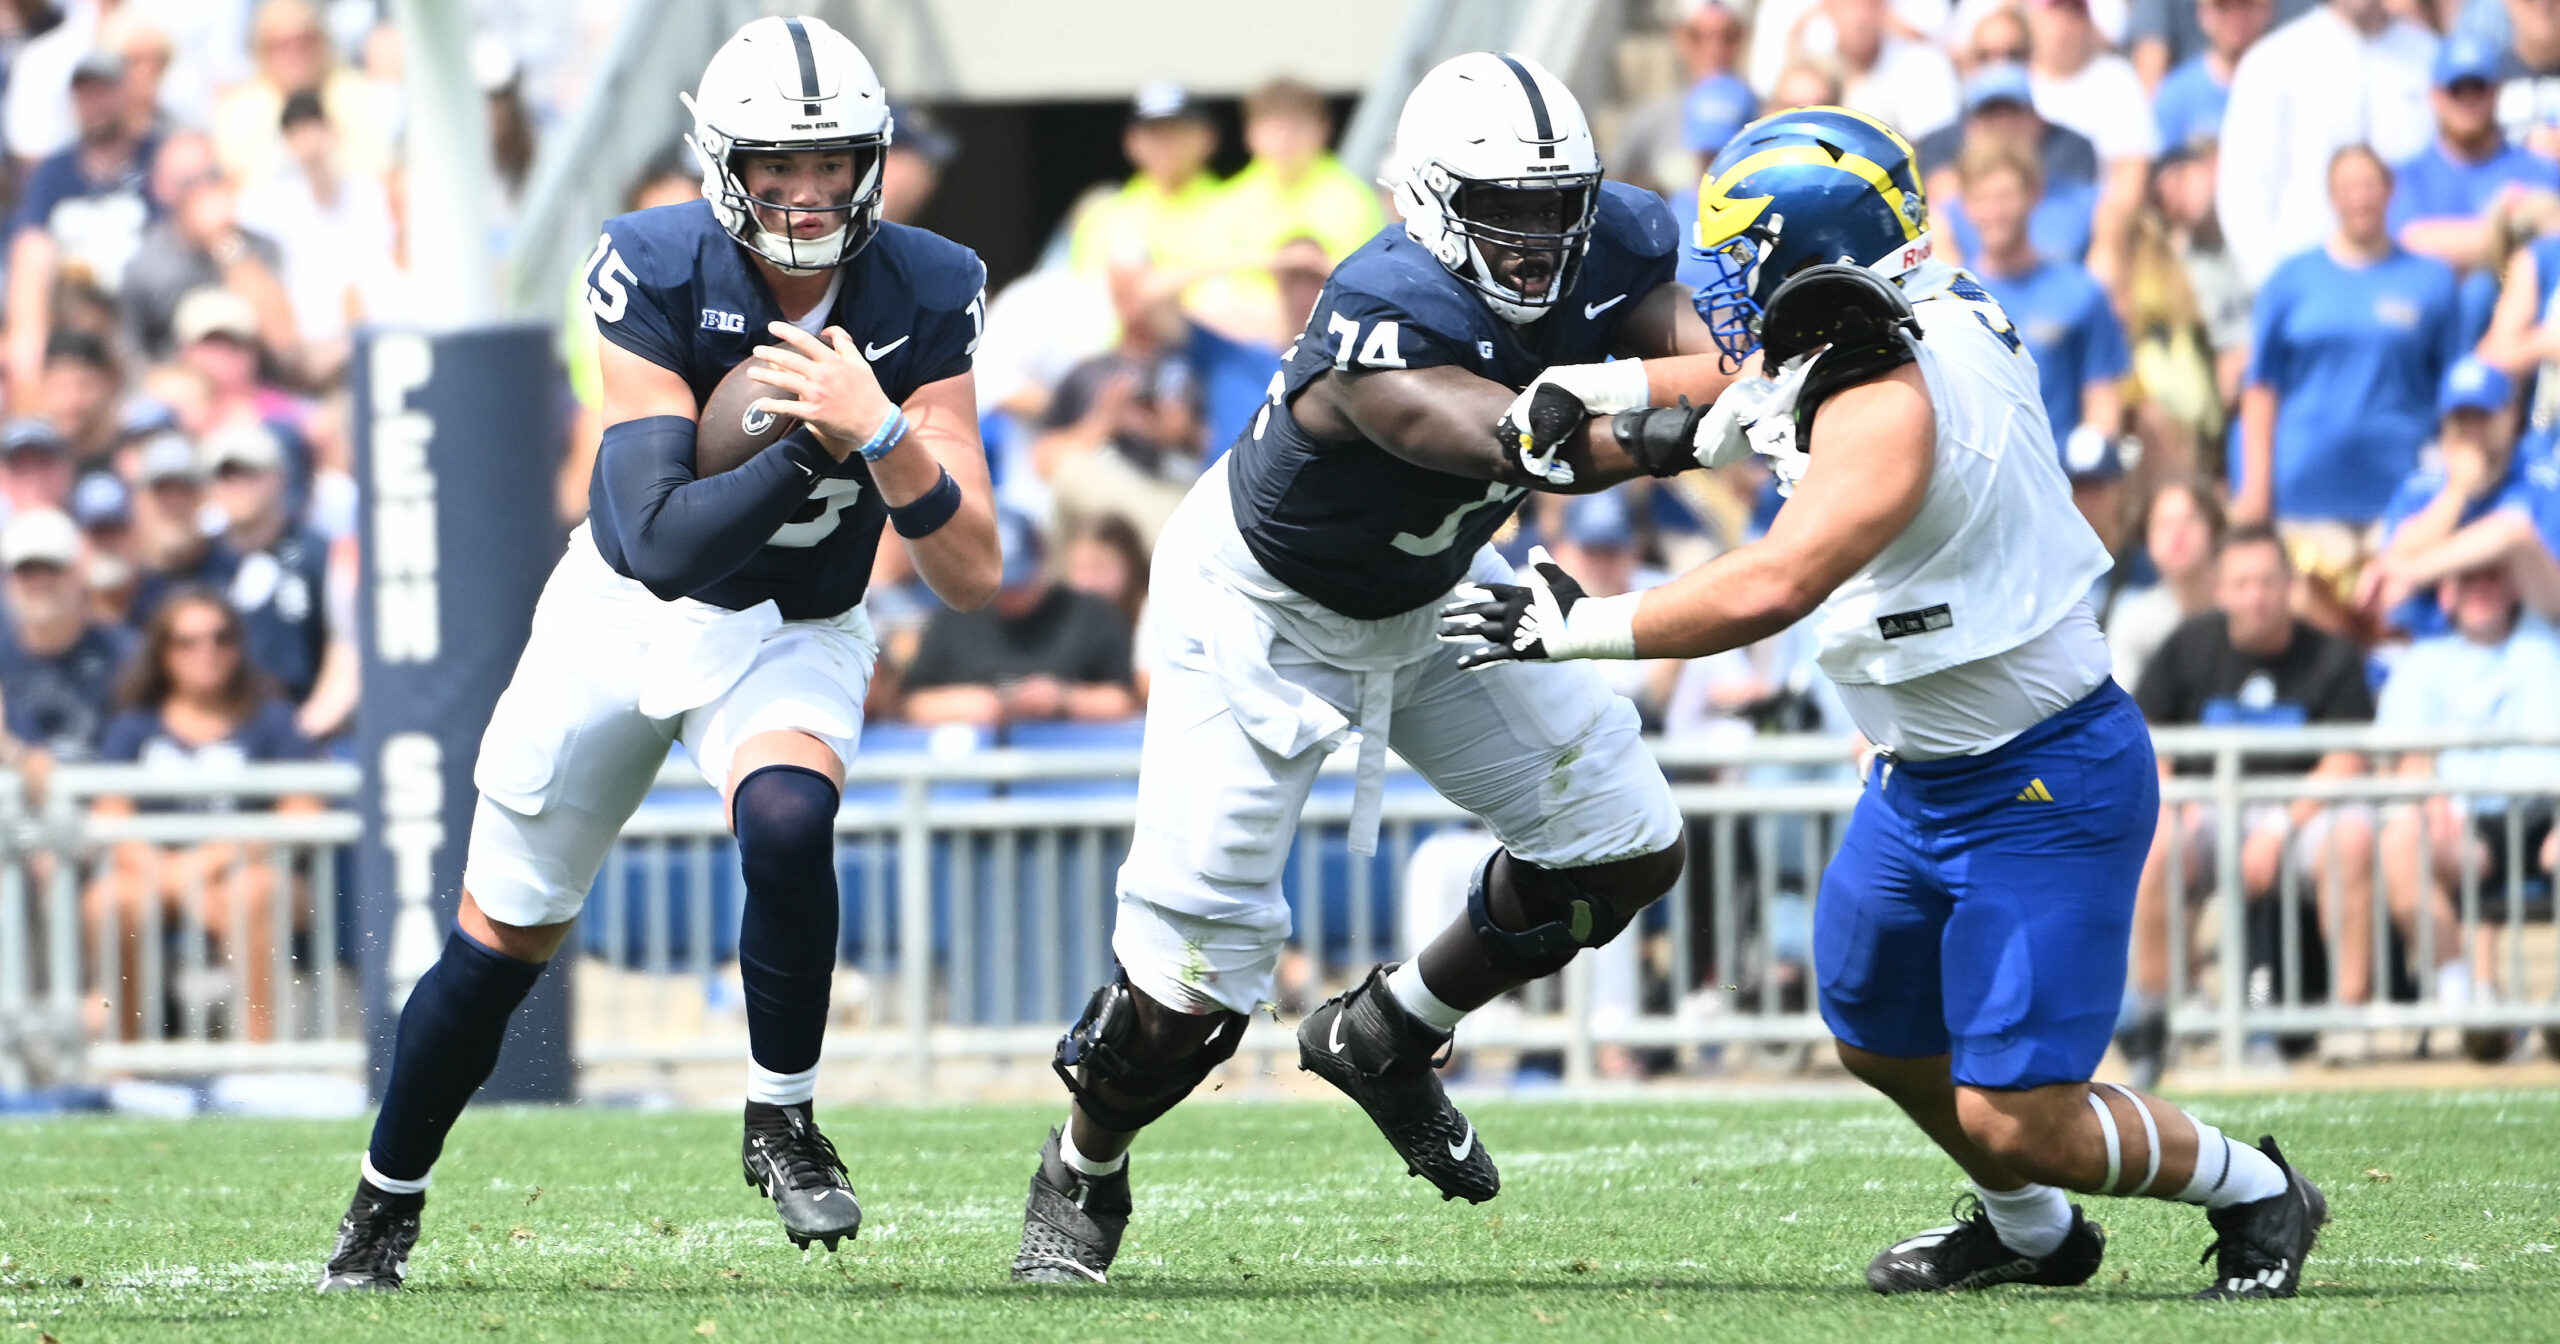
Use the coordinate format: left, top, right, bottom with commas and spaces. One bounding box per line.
742, 404, 775, 435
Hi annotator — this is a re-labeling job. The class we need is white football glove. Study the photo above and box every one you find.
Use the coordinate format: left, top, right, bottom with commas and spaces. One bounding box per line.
1690, 352, 1821, 474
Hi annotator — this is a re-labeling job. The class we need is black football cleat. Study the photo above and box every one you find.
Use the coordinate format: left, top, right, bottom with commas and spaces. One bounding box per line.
316, 1181, 424, 1293
742, 1101, 863, 1251
1866, 1196, 2107, 1294
2193, 1136, 2328, 1300
1297, 963, 1499, 1204
1012, 1127, 1132, 1284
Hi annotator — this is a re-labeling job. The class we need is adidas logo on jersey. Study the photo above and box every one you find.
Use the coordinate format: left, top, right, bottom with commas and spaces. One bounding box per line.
2014, 778, 2054, 803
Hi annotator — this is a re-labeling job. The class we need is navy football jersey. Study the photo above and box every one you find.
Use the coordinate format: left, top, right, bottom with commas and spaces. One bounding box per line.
581, 199, 986, 619
1226, 181, 1679, 619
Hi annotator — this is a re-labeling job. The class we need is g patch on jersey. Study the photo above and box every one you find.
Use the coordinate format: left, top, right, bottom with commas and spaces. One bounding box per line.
1226, 180, 1679, 620
580, 199, 985, 619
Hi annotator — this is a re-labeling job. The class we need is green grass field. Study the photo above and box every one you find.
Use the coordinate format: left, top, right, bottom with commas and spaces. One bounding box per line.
5, 1089, 2557, 1343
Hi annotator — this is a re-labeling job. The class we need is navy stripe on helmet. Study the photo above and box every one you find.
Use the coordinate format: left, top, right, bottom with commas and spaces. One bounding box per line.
1495, 52, 1555, 159
783, 17, 821, 100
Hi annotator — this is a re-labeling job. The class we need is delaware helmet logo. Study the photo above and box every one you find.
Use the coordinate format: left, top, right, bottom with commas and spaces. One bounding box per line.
742, 404, 775, 435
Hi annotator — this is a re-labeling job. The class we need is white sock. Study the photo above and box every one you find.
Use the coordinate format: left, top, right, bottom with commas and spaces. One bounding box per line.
1971, 1181, 2073, 1257
2171, 1122, 2289, 1208
746, 1061, 818, 1107
1058, 1125, 1125, 1178
361, 1153, 430, 1195
1385, 959, 1466, 1034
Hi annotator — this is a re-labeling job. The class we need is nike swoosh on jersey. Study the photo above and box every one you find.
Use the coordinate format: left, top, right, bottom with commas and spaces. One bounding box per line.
1447, 1123, 1475, 1161
863, 335, 910, 360
1582, 293, 1627, 319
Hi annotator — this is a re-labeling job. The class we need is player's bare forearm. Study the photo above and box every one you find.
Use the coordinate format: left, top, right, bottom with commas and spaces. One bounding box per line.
1324, 364, 1537, 485
1631, 366, 1934, 658
884, 373, 1000, 611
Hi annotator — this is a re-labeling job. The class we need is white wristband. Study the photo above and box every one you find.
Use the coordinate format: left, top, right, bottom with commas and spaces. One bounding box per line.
1582, 357, 1651, 415
1547, 590, 1642, 661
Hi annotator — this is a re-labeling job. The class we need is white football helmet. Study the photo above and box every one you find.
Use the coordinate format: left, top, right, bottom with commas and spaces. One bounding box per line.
1388, 52, 1603, 324
682, 15, 892, 274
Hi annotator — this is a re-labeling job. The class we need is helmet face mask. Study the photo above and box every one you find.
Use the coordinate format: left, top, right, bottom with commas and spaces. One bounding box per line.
1694, 230, 1772, 368
1446, 176, 1599, 315
719, 142, 883, 272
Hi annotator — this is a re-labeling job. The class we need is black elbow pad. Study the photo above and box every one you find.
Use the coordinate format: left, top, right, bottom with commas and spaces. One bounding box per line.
1610, 403, 1708, 478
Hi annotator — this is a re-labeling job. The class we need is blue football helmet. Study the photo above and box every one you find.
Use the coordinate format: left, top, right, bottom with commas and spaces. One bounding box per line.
1688, 106, 1932, 365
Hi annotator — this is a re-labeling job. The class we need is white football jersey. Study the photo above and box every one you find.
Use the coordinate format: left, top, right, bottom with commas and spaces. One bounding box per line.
1807, 260, 2114, 755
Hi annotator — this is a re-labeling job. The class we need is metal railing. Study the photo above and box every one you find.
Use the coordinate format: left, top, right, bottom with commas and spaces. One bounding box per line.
0, 727, 2552, 1092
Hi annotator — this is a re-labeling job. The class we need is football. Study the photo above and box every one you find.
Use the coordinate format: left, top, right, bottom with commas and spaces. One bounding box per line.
694, 356, 801, 476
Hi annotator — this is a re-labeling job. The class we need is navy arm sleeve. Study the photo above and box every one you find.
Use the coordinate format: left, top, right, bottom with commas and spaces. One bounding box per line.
590, 416, 838, 600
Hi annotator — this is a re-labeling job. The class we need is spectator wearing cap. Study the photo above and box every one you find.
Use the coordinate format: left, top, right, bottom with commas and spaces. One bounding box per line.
210, 0, 394, 191
236, 89, 395, 383
1822, 0, 1961, 142
900, 510, 1140, 728
118, 131, 295, 365
2216, 0, 2439, 288
1931, 63, 2105, 265
69, 469, 140, 626
880, 103, 957, 226
2236, 146, 2462, 543
1614, 1, 1752, 196
1960, 143, 2131, 459
128, 428, 229, 623
0, 417, 74, 522
2391, 37, 2560, 274
201, 422, 332, 715
34, 330, 121, 468
0, 507, 133, 760
2366, 357, 2560, 632
175, 286, 306, 441
2024, 0, 2158, 288
1066, 83, 1227, 284
2151, 0, 2275, 150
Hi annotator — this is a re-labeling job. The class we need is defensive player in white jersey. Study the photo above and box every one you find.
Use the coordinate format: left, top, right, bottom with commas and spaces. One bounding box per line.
1442, 107, 2329, 1301
318, 18, 997, 1291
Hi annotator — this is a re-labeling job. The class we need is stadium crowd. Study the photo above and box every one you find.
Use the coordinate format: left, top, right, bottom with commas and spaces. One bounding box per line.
0, 0, 2553, 1057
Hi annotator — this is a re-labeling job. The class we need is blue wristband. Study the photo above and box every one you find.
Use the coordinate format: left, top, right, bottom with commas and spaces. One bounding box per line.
889, 466, 964, 538
856, 407, 911, 462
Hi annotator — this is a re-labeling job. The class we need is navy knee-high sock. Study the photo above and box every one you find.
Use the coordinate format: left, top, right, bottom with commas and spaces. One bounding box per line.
733, 764, 841, 1104
365, 928, 544, 1188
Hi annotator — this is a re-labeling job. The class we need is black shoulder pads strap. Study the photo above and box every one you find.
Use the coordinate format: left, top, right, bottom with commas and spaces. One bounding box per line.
1762, 263, 1922, 444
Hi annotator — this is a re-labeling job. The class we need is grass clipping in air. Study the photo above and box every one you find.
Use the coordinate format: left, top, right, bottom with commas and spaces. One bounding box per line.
4, 1090, 2557, 1342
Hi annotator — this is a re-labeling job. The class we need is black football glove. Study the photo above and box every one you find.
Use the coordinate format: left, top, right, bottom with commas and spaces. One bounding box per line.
1495, 381, 1592, 486
1437, 545, 1592, 669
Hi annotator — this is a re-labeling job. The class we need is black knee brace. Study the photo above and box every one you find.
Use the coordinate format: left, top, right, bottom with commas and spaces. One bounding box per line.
1051, 971, 1247, 1133
1464, 852, 1639, 979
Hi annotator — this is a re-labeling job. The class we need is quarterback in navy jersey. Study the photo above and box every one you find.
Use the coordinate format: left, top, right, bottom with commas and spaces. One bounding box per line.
320, 17, 998, 1293
1013, 53, 1734, 1286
